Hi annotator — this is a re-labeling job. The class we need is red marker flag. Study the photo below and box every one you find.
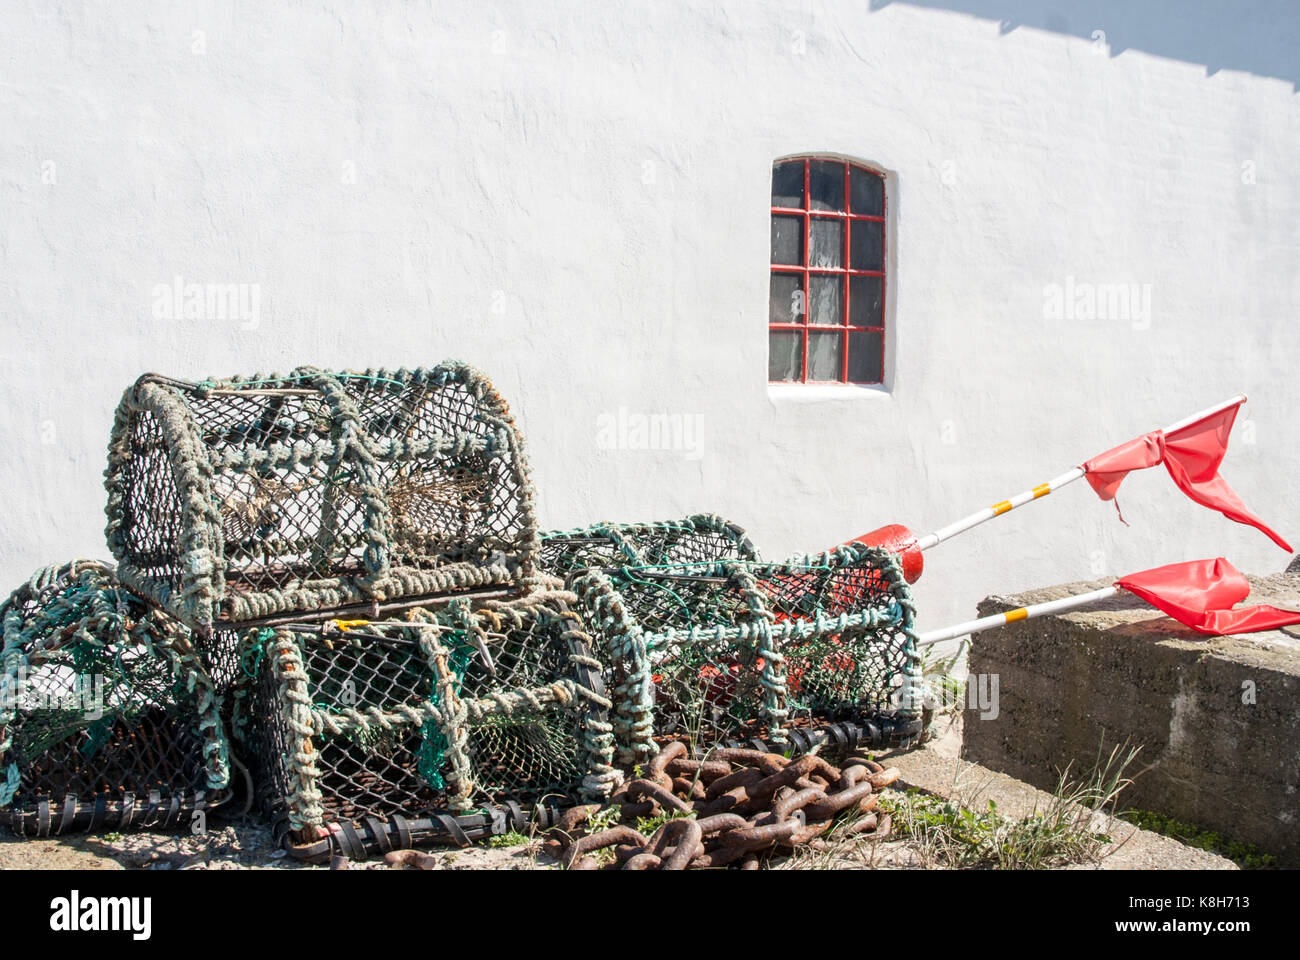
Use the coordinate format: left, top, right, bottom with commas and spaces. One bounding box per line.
1117, 557, 1300, 636
1083, 399, 1291, 551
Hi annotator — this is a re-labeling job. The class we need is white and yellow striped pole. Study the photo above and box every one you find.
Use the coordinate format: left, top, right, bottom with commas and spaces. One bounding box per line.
916, 584, 1120, 648
911, 394, 1246, 553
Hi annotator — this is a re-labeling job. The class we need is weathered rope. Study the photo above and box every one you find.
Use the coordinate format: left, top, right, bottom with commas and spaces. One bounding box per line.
0, 561, 231, 809
104, 363, 542, 629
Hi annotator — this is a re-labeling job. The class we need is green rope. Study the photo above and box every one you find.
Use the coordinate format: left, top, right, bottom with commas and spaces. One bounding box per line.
196, 372, 409, 392
241, 630, 272, 679
616, 566, 697, 628
108, 362, 543, 628
415, 631, 473, 791
0, 763, 19, 806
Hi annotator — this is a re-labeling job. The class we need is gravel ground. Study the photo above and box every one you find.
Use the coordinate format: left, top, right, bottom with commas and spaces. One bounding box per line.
0, 712, 1239, 871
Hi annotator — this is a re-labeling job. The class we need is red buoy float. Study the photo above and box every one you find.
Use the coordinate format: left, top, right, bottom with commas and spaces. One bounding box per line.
845, 524, 924, 584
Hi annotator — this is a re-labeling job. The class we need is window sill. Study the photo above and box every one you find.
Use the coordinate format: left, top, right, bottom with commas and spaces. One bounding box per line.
766, 382, 891, 402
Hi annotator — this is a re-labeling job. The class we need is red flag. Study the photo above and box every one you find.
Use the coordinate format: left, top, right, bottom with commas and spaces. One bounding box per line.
1116, 557, 1300, 636
1082, 401, 1291, 551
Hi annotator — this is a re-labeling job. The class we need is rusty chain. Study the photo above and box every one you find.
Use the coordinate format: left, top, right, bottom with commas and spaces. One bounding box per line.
543, 740, 898, 870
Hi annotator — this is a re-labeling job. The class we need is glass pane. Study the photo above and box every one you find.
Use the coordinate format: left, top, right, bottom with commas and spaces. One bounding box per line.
847, 330, 883, 384
809, 275, 843, 326
769, 272, 805, 324
807, 330, 844, 381
772, 160, 804, 209
809, 218, 842, 268
810, 160, 846, 211
849, 275, 883, 327
769, 330, 803, 381
850, 166, 884, 216
850, 219, 883, 271
771, 215, 803, 266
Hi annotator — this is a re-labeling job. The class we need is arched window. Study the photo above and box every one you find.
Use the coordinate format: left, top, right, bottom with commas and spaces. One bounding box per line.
769, 157, 887, 385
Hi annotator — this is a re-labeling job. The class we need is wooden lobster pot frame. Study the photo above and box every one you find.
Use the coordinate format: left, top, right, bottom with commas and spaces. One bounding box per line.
233, 591, 618, 858
539, 513, 759, 577
569, 543, 924, 765
0, 561, 231, 836
104, 363, 541, 634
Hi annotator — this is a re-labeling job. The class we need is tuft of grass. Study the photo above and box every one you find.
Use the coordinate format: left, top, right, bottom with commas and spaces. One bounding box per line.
585, 805, 622, 833
878, 743, 1140, 869
1119, 809, 1277, 869
484, 829, 531, 849
920, 642, 968, 717
634, 807, 694, 836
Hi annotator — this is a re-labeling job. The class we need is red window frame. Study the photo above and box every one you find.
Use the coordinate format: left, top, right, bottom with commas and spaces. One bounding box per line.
768, 157, 887, 385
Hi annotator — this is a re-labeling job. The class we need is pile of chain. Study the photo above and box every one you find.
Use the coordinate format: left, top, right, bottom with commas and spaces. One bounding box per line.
544, 741, 898, 870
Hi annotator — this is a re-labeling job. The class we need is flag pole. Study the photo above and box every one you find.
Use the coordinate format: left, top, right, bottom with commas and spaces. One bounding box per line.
915, 585, 1119, 648
912, 394, 1246, 553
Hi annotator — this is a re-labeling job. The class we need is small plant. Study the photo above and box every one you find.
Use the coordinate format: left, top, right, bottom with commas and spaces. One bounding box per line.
634, 807, 693, 836
484, 829, 531, 849
920, 641, 968, 716
1120, 809, 1277, 869
585, 805, 622, 833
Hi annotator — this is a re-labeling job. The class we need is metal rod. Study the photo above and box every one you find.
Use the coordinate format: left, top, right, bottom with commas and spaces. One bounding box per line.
595, 567, 730, 583
218, 585, 519, 630
914, 394, 1246, 552
916, 585, 1120, 648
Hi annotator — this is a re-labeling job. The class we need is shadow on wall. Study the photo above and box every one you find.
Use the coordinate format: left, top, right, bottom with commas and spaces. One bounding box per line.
872, 0, 1300, 90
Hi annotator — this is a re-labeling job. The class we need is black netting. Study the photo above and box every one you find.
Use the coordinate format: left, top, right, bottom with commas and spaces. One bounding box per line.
0, 561, 230, 836
105, 365, 539, 629
234, 593, 612, 844
570, 545, 922, 762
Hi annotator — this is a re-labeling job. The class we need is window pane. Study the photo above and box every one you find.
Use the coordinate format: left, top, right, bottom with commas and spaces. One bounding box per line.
771, 215, 804, 266
810, 218, 842, 268
847, 330, 883, 384
769, 272, 804, 324
809, 275, 843, 326
772, 161, 804, 208
850, 167, 884, 216
769, 330, 803, 381
807, 330, 844, 381
809, 160, 846, 211
849, 219, 883, 271
849, 275, 883, 327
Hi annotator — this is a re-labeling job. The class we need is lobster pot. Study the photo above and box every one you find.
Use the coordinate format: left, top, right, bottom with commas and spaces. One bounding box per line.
539, 514, 758, 577
570, 543, 923, 765
236, 592, 617, 859
0, 562, 230, 836
104, 363, 540, 632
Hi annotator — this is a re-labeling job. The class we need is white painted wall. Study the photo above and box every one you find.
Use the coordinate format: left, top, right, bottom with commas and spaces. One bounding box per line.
1, 1, 1297, 635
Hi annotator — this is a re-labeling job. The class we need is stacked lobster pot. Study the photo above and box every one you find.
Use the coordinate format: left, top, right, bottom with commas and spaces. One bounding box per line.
562, 536, 924, 766
538, 514, 760, 575
0, 362, 614, 857
0, 561, 230, 836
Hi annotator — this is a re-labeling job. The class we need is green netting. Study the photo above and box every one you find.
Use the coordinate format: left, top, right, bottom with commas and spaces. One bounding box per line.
415, 633, 473, 791
539, 514, 759, 577
0, 561, 231, 835
104, 363, 541, 629
232, 590, 618, 844
568, 542, 923, 764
